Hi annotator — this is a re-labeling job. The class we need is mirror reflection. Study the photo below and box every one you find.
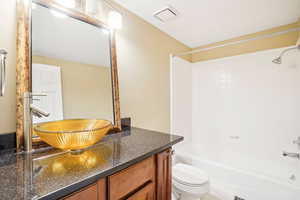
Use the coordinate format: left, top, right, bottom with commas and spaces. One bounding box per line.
31, 4, 114, 126
34, 144, 112, 177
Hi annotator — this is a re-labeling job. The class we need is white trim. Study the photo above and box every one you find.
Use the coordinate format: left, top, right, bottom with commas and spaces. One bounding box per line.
169, 54, 173, 134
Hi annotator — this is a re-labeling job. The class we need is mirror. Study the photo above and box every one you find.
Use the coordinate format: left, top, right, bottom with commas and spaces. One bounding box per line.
16, 0, 121, 151
32, 4, 114, 125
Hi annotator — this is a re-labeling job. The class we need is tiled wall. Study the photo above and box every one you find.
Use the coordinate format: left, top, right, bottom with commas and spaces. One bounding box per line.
172, 47, 300, 185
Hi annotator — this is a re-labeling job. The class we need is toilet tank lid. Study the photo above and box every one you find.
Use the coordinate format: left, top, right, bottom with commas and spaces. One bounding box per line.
173, 163, 209, 186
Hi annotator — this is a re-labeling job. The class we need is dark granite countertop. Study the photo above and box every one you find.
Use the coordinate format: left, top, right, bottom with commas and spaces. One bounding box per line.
0, 127, 183, 200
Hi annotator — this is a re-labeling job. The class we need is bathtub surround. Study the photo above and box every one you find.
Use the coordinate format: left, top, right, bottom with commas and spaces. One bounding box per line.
172, 47, 300, 199
191, 47, 300, 181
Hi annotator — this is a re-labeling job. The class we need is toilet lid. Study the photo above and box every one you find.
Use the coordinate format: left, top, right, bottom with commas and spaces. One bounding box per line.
173, 163, 209, 187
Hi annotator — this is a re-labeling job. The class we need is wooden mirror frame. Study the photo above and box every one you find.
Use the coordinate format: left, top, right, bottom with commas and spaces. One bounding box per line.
16, 0, 121, 151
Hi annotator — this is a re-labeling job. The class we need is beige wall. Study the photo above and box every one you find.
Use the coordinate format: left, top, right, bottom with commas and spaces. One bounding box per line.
0, 0, 190, 134
0, 0, 17, 134
112, 3, 190, 133
32, 56, 113, 121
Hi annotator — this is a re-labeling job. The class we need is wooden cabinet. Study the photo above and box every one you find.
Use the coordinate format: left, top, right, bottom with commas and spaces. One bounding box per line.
62, 149, 172, 200
156, 149, 172, 200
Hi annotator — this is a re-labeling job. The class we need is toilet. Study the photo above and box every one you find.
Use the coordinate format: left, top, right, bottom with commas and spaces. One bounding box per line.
172, 163, 209, 200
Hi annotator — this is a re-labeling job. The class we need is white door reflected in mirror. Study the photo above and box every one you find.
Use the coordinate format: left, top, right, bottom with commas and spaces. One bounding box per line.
32, 63, 64, 123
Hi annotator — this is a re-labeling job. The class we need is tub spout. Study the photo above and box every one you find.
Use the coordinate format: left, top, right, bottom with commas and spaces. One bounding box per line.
282, 151, 300, 159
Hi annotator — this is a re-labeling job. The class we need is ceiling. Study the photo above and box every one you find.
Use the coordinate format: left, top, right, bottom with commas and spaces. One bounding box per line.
32, 4, 111, 67
114, 0, 300, 48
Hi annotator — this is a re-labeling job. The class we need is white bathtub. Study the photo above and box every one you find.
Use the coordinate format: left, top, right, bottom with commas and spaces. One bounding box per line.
175, 151, 300, 200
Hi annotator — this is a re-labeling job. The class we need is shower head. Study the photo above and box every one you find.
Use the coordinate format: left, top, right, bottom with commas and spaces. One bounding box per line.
272, 57, 282, 64
272, 44, 300, 64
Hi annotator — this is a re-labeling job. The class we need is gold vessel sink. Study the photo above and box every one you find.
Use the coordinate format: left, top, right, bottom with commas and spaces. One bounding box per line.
34, 119, 112, 151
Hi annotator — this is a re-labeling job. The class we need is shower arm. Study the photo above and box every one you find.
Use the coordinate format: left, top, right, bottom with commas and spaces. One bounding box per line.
278, 45, 300, 59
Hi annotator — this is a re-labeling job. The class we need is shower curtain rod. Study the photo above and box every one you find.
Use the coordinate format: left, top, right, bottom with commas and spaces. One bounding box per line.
173, 26, 300, 57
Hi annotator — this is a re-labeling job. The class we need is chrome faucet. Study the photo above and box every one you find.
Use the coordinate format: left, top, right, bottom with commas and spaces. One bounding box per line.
23, 92, 50, 152
30, 104, 50, 118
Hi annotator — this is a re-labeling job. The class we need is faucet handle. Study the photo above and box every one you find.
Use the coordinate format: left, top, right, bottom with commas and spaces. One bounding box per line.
30, 105, 50, 117
32, 110, 43, 118
293, 137, 300, 145
293, 137, 300, 150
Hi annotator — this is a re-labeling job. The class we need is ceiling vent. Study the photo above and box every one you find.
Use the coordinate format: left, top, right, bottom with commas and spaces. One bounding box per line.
154, 6, 179, 22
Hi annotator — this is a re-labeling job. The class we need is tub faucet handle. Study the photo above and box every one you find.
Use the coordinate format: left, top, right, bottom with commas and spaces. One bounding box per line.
293, 137, 300, 144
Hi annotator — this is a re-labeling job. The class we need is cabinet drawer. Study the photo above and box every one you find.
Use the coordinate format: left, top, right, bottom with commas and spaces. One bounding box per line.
63, 184, 98, 200
63, 178, 106, 200
127, 182, 154, 200
109, 156, 155, 200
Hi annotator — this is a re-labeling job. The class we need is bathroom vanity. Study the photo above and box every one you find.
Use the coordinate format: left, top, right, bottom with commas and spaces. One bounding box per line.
0, 127, 183, 200
64, 151, 167, 200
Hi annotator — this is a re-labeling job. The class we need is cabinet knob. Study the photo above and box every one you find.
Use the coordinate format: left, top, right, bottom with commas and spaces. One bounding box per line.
170, 149, 175, 156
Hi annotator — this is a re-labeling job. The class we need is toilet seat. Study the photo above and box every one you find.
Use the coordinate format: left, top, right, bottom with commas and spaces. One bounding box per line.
173, 163, 209, 187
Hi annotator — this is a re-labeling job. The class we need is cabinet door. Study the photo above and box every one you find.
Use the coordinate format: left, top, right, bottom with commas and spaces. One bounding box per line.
127, 182, 155, 200
156, 149, 172, 200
